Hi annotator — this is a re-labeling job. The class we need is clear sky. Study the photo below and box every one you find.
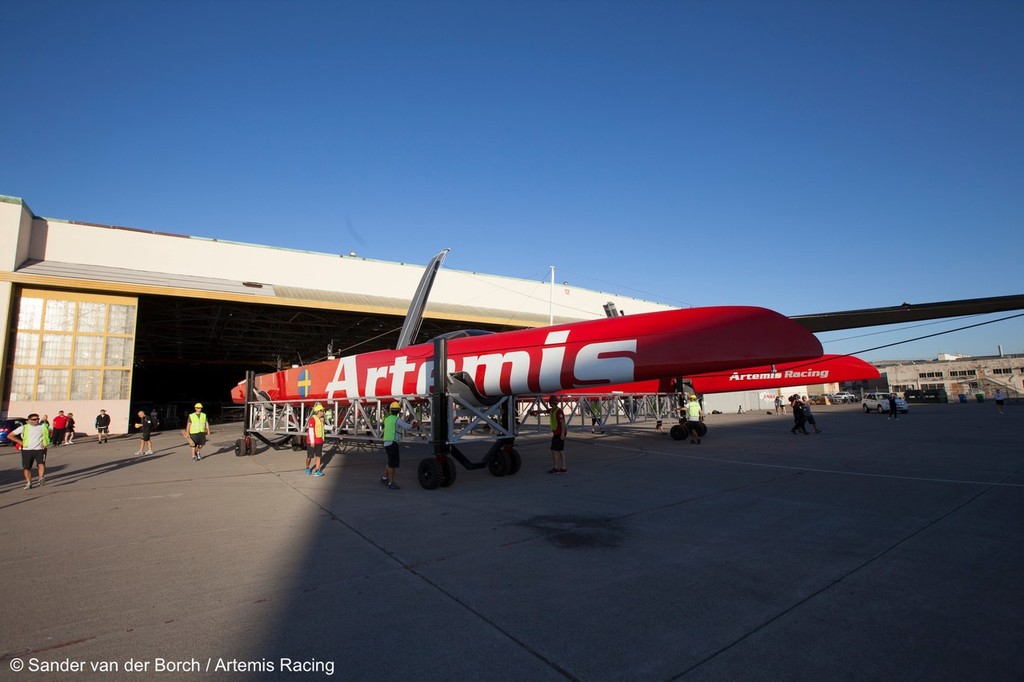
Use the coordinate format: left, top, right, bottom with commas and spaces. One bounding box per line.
3, 0, 1022, 362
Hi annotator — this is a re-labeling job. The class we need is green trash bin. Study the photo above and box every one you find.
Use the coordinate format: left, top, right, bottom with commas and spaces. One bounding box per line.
975, 393, 985, 403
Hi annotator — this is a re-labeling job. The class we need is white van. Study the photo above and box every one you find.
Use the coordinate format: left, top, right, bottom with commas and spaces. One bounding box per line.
862, 392, 909, 414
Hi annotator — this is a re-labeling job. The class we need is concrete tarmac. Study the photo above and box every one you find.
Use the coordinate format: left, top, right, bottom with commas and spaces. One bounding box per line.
1, 402, 1022, 681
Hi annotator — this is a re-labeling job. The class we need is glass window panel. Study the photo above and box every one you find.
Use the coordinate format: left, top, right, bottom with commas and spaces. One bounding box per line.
108, 304, 136, 335
10, 368, 36, 401
104, 336, 134, 366
76, 302, 107, 332
36, 368, 69, 400
73, 335, 104, 366
71, 369, 102, 400
13, 332, 40, 364
40, 334, 73, 365
17, 298, 43, 330
102, 369, 131, 400
43, 299, 76, 331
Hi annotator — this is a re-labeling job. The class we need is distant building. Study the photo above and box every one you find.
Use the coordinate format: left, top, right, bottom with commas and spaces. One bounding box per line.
872, 355, 1022, 401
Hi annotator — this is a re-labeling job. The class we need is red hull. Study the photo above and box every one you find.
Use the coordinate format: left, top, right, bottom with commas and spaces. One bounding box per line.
231, 306, 824, 404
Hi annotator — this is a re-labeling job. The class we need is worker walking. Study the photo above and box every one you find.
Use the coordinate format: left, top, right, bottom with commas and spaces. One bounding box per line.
187, 402, 211, 460
8, 413, 51, 490
685, 394, 704, 444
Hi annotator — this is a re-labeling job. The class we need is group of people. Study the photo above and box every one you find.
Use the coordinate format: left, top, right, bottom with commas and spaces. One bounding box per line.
789, 395, 822, 435
40, 410, 78, 446
10, 403, 214, 491
303, 400, 418, 490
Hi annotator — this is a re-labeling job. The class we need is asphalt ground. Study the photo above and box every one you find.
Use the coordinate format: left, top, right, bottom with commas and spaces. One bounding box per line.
1, 402, 1022, 681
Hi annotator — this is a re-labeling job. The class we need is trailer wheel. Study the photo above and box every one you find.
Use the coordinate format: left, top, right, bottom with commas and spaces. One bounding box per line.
234, 438, 245, 456
245, 436, 255, 456
440, 456, 458, 487
507, 447, 522, 475
695, 422, 708, 437
488, 449, 510, 477
418, 457, 442, 490
670, 424, 688, 441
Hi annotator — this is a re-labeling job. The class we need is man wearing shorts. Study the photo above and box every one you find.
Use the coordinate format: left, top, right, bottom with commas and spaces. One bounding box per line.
187, 402, 211, 461
381, 401, 418, 490
95, 409, 110, 443
9, 413, 51, 490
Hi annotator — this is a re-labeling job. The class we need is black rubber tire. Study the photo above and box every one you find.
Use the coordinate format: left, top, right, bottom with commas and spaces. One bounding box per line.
670, 424, 688, 441
863, 404, 869, 413
234, 438, 245, 456
507, 448, 522, 475
418, 457, 442, 490
695, 422, 708, 437
440, 456, 458, 488
876, 405, 884, 414
244, 436, 255, 456
488, 449, 510, 477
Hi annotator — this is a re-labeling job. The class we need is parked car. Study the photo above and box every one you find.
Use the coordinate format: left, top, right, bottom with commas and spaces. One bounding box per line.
0, 417, 28, 446
831, 392, 857, 404
862, 393, 909, 414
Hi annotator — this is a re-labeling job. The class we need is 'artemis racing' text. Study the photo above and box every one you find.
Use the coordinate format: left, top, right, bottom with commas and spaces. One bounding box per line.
728, 369, 829, 382
214, 658, 334, 675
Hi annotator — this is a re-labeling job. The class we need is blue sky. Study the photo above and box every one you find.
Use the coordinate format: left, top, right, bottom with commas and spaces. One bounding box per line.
3, 0, 1022, 361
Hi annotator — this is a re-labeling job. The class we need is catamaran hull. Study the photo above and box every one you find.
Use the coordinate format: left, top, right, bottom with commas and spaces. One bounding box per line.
231, 306, 824, 404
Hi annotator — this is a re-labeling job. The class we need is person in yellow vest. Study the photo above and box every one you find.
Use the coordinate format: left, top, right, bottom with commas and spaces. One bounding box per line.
548, 395, 567, 474
8, 413, 51, 489
685, 394, 703, 444
187, 402, 212, 461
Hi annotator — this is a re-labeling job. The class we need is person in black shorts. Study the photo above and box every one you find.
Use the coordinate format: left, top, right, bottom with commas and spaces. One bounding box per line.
95, 409, 111, 444
134, 409, 154, 455
9, 413, 50, 489
187, 403, 211, 460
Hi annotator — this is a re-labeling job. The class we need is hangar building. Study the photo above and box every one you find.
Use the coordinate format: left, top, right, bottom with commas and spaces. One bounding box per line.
1, 195, 673, 433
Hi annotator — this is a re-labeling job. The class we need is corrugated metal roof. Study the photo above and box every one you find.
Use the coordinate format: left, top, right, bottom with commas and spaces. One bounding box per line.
16, 259, 274, 297
13, 260, 562, 326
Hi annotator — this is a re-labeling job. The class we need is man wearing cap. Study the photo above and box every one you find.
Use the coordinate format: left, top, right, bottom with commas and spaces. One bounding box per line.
306, 403, 327, 476
187, 402, 211, 460
685, 394, 704, 444
381, 401, 418, 490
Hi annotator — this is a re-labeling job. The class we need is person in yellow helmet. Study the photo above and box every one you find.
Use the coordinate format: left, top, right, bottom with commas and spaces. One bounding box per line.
685, 394, 703, 444
306, 403, 326, 476
187, 402, 211, 460
381, 400, 418, 490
